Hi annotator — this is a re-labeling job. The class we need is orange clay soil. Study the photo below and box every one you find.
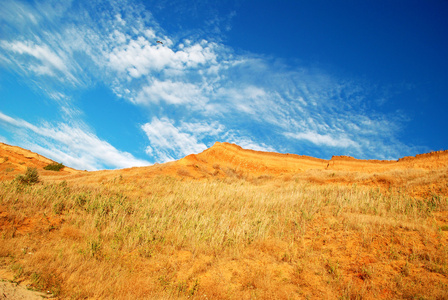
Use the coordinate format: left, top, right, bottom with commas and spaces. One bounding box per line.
1, 141, 448, 299
0, 142, 448, 202
0, 142, 79, 181
2, 141, 448, 185
43, 141, 448, 199
177, 141, 448, 175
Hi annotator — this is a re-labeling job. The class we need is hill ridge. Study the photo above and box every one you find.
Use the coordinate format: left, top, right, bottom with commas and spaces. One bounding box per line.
0, 142, 78, 180
2, 141, 448, 177
178, 141, 448, 176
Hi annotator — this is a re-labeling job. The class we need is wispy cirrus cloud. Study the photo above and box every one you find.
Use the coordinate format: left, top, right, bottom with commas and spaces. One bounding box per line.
285, 131, 359, 148
142, 122, 203, 163
136, 79, 207, 106
1, 40, 64, 74
140, 117, 276, 162
0, 111, 150, 170
0, 0, 422, 168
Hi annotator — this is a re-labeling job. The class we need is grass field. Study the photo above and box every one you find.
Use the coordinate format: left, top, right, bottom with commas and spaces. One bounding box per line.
1, 167, 448, 299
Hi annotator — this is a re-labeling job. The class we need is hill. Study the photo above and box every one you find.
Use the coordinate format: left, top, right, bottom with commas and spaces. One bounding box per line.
57, 141, 448, 199
0, 142, 78, 180
0, 142, 447, 299
3, 141, 448, 192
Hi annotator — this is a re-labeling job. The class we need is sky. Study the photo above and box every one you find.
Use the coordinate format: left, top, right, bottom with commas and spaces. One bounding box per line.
1, 0, 447, 170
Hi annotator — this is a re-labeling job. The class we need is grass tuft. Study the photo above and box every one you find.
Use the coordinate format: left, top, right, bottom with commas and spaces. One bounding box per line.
14, 167, 39, 185
44, 162, 65, 171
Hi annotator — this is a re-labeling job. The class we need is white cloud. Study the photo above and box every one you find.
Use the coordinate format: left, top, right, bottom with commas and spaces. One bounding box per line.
218, 85, 268, 115
0, 1, 39, 27
141, 117, 209, 162
179, 120, 224, 138
0, 111, 150, 170
225, 137, 276, 153
107, 36, 218, 79
284, 131, 359, 148
5, 41, 66, 72
108, 36, 171, 76
140, 116, 278, 162
135, 79, 207, 106
0, 40, 79, 84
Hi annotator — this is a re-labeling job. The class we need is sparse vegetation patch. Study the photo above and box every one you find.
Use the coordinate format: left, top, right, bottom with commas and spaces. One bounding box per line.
44, 162, 64, 171
14, 167, 39, 185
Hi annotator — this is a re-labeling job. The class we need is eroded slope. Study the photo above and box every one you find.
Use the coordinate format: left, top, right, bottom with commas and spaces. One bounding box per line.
0, 142, 79, 180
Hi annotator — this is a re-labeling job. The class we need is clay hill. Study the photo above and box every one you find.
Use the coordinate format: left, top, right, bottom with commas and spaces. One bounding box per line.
3, 141, 448, 187
0, 142, 78, 180
46, 141, 448, 199
1, 141, 448, 299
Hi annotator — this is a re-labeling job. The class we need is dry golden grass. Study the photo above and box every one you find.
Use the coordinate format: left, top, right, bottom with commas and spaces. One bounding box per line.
1, 142, 448, 298
1, 170, 448, 299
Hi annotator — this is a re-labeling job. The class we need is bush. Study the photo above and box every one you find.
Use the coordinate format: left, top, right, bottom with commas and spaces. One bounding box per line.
16, 167, 40, 184
44, 162, 65, 171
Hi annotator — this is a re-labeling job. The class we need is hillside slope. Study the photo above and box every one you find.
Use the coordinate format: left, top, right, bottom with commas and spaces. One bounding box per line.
3, 141, 448, 198
0, 142, 447, 299
0, 142, 79, 180
178, 142, 448, 175
55, 142, 448, 200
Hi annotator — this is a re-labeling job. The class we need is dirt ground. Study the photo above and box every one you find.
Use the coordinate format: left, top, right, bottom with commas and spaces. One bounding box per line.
0, 269, 54, 299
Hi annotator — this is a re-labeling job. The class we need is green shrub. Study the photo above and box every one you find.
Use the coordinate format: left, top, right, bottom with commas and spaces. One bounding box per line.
15, 167, 40, 184
44, 162, 65, 171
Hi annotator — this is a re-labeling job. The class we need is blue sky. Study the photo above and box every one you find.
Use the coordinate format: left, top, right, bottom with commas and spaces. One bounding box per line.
1, 0, 447, 170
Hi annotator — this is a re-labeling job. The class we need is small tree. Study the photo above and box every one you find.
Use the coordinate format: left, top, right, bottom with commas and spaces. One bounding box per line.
16, 167, 40, 185
44, 162, 65, 171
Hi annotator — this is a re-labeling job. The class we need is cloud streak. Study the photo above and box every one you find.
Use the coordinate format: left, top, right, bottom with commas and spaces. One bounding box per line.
285, 131, 359, 148
142, 117, 208, 163
0, 111, 150, 170
1, 40, 67, 75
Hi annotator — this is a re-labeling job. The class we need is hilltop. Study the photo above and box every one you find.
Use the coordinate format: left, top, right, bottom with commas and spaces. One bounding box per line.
1, 142, 447, 299
4, 141, 445, 199
3, 141, 448, 185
